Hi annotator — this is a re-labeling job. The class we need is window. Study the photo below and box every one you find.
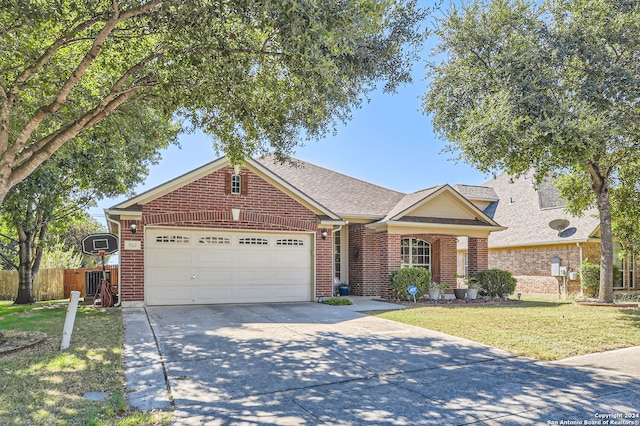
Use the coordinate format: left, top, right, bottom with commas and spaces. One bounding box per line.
225, 172, 247, 195
334, 230, 341, 282
199, 236, 230, 245
156, 235, 190, 244
238, 237, 268, 245
276, 239, 304, 246
401, 238, 431, 270
614, 242, 635, 289
231, 175, 241, 194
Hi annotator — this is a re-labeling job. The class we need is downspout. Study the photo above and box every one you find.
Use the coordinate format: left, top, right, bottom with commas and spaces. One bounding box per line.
106, 213, 122, 307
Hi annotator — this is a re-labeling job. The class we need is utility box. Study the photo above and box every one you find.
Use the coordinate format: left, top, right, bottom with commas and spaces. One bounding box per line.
551, 257, 561, 276
559, 266, 569, 277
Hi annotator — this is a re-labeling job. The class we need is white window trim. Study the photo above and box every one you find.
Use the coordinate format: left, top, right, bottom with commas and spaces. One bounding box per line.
231, 174, 241, 194
401, 238, 431, 271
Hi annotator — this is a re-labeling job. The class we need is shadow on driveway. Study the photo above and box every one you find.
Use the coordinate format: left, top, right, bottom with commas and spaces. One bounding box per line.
124, 303, 640, 425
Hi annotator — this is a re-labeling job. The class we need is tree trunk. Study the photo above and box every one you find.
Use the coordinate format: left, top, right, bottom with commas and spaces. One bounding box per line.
587, 161, 614, 302
13, 228, 35, 305
597, 189, 614, 302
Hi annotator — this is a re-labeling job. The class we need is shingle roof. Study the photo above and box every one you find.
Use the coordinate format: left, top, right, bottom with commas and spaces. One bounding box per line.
481, 172, 599, 248
382, 186, 443, 220
257, 155, 405, 217
453, 184, 499, 201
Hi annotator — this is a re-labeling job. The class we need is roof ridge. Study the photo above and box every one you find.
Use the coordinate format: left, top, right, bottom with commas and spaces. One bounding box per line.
258, 153, 405, 196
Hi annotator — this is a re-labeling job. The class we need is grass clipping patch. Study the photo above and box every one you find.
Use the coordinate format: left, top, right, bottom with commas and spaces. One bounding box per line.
0, 301, 170, 425
322, 297, 353, 306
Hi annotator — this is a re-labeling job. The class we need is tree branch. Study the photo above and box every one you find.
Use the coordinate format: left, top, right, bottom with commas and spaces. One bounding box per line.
9, 84, 147, 187
4, 0, 162, 162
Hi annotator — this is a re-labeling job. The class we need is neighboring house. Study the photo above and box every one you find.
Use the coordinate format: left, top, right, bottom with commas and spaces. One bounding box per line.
457, 172, 638, 295
105, 155, 505, 306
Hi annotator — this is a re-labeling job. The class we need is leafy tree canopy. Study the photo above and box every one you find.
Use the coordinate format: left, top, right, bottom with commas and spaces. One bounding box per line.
0, 98, 177, 303
0, 0, 428, 204
423, 0, 640, 301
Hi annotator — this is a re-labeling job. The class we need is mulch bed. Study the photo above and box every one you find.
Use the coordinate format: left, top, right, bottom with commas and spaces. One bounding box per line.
379, 298, 523, 307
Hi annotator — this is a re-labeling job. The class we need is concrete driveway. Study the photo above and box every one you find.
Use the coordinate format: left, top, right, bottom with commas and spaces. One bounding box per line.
123, 303, 640, 425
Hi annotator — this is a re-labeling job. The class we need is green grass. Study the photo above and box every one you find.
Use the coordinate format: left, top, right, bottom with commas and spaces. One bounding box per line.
0, 301, 171, 425
374, 297, 640, 360
321, 297, 353, 306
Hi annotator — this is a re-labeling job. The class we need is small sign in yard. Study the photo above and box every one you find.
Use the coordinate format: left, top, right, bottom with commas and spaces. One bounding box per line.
408, 285, 418, 303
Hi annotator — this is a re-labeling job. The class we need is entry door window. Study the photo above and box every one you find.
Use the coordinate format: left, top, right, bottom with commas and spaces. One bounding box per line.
401, 238, 431, 270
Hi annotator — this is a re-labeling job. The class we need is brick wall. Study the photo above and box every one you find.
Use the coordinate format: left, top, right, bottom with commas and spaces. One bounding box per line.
489, 244, 581, 276
468, 237, 488, 276
119, 166, 331, 302
349, 230, 458, 298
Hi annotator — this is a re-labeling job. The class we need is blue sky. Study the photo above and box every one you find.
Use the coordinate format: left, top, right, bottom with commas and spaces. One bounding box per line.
88, 17, 490, 227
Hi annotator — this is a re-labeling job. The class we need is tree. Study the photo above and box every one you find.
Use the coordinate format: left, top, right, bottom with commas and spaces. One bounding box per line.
0, 105, 177, 304
0, 0, 427, 206
423, 0, 640, 302
49, 214, 107, 268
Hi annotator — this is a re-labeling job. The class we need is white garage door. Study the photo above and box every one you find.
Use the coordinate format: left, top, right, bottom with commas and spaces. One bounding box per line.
145, 228, 313, 305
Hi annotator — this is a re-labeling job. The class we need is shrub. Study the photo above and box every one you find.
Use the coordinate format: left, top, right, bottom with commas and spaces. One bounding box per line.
580, 261, 622, 297
580, 261, 600, 297
390, 267, 431, 300
471, 269, 516, 298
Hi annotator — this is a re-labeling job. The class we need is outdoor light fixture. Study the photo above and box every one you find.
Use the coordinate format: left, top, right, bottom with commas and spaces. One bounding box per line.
130, 222, 138, 234
321, 229, 328, 240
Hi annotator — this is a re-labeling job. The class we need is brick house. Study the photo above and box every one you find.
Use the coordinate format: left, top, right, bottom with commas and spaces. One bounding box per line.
457, 172, 639, 295
105, 155, 504, 306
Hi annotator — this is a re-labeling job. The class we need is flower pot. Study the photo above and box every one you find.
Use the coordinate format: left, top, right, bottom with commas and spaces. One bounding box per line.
454, 289, 467, 300
429, 289, 440, 300
338, 285, 349, 296
467, 288, 478, 300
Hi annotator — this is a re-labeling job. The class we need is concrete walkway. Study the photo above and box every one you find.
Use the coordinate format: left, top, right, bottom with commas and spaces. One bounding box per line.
122, 302, 640, 425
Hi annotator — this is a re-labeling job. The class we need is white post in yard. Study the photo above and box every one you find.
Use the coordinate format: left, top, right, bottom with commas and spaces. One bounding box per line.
60, 291, 81, 351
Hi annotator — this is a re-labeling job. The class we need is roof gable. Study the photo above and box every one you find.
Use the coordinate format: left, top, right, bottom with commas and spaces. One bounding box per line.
107, 156, 340, 219
385, 185, 500, 226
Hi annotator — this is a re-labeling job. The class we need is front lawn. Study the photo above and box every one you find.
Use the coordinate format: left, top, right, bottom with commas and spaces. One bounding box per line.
374, 298, 640, 360
0, 301, 171, 425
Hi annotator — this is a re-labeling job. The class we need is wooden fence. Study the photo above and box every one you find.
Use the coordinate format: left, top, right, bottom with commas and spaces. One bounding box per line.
63, 266, 119, 298
0, 269, 65, 301
0, 266, 118, 302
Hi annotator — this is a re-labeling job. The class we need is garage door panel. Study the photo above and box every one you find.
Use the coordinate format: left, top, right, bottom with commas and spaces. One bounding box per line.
196, 270, 234, 281
193, 251, 234, 265
275, 254, 310, 268
150, 251, 192, 266
146, 229, 312, 305
148, 287, 196, 306
150, 270, 192, 282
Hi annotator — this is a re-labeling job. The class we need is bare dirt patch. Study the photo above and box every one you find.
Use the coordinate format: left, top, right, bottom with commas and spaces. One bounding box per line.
0, 330, 48, 355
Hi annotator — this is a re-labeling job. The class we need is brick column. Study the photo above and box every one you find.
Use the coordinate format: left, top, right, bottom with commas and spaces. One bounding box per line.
468, 237, 488, 276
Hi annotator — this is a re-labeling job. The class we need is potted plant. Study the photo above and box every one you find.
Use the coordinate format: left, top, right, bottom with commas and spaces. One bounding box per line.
338, 283, 350, 296
466, 279, 479, 300
454, 274, 467, 299
428, 282, 447, 300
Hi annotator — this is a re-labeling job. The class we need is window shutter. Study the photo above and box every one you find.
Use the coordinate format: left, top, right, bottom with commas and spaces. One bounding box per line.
241, 174, 248, 195
224, 173, 231, 195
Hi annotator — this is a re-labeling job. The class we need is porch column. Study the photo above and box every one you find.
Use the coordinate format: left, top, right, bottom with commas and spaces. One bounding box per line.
468, 237, 488, 276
